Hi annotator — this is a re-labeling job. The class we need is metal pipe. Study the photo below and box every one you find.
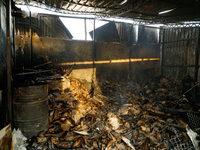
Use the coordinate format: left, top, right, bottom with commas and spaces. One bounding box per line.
16, 69, 57, 76
32, 61, 52, 68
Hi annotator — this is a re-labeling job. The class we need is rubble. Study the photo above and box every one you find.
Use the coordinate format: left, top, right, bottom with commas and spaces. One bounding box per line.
26, 74, 200, 150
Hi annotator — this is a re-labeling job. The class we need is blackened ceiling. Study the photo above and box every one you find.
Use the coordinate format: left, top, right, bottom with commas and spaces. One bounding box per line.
14, 0, 200, 23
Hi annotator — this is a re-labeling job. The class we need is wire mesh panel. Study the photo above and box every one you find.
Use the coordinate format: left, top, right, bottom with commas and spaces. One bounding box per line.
164, 126, 195, 150
187, 111, 200, 130
165, 135, 195, 150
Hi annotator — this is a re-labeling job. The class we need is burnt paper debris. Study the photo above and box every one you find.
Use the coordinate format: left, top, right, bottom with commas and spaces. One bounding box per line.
22, 73, 200, 150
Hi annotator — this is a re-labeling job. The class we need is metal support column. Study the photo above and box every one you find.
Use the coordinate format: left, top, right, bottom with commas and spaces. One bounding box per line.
84, 18, 87, 40
38, 15, 41, 36
6, 0, 12, 125
13, 12, 16, 82
92, 18, 96, 82
161, 28, 165, 76
129, 24, 133, 79
138, 25, 145, 44
195, 27, 200, 82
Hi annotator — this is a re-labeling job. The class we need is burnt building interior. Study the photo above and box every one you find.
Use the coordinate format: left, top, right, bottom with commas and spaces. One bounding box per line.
1, 0, 200, 149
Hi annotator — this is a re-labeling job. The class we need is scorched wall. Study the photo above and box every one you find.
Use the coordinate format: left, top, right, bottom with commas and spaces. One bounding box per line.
15, 35, 160, 84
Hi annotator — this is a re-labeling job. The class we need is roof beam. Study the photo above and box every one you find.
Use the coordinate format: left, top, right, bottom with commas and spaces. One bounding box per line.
26, 0, 110, 14
108, 0, 150, 17
59, 0, 116, 11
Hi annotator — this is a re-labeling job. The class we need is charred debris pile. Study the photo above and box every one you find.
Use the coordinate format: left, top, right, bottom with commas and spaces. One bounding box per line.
21, 68, 200, 149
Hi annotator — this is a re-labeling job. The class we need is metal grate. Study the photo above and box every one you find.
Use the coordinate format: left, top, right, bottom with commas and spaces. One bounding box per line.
165, 136, 195, 150
165, 127, 195, 150
187, 111, 200, 130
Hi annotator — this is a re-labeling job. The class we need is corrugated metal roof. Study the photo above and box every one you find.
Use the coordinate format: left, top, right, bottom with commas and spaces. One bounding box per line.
14, 0, 200, 23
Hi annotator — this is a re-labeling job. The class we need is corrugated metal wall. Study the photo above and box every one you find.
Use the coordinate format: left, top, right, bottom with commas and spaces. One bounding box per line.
39, 16, 71, 38
15, 15, 72, 39
15, 17, 38, 36
162, 27, 200, 81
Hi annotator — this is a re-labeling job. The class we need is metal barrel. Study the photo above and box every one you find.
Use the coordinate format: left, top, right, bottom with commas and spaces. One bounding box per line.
13, 84, 49, 138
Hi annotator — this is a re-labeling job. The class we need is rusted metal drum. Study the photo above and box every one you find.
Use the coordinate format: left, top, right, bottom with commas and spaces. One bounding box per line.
13, 84, 49, 138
